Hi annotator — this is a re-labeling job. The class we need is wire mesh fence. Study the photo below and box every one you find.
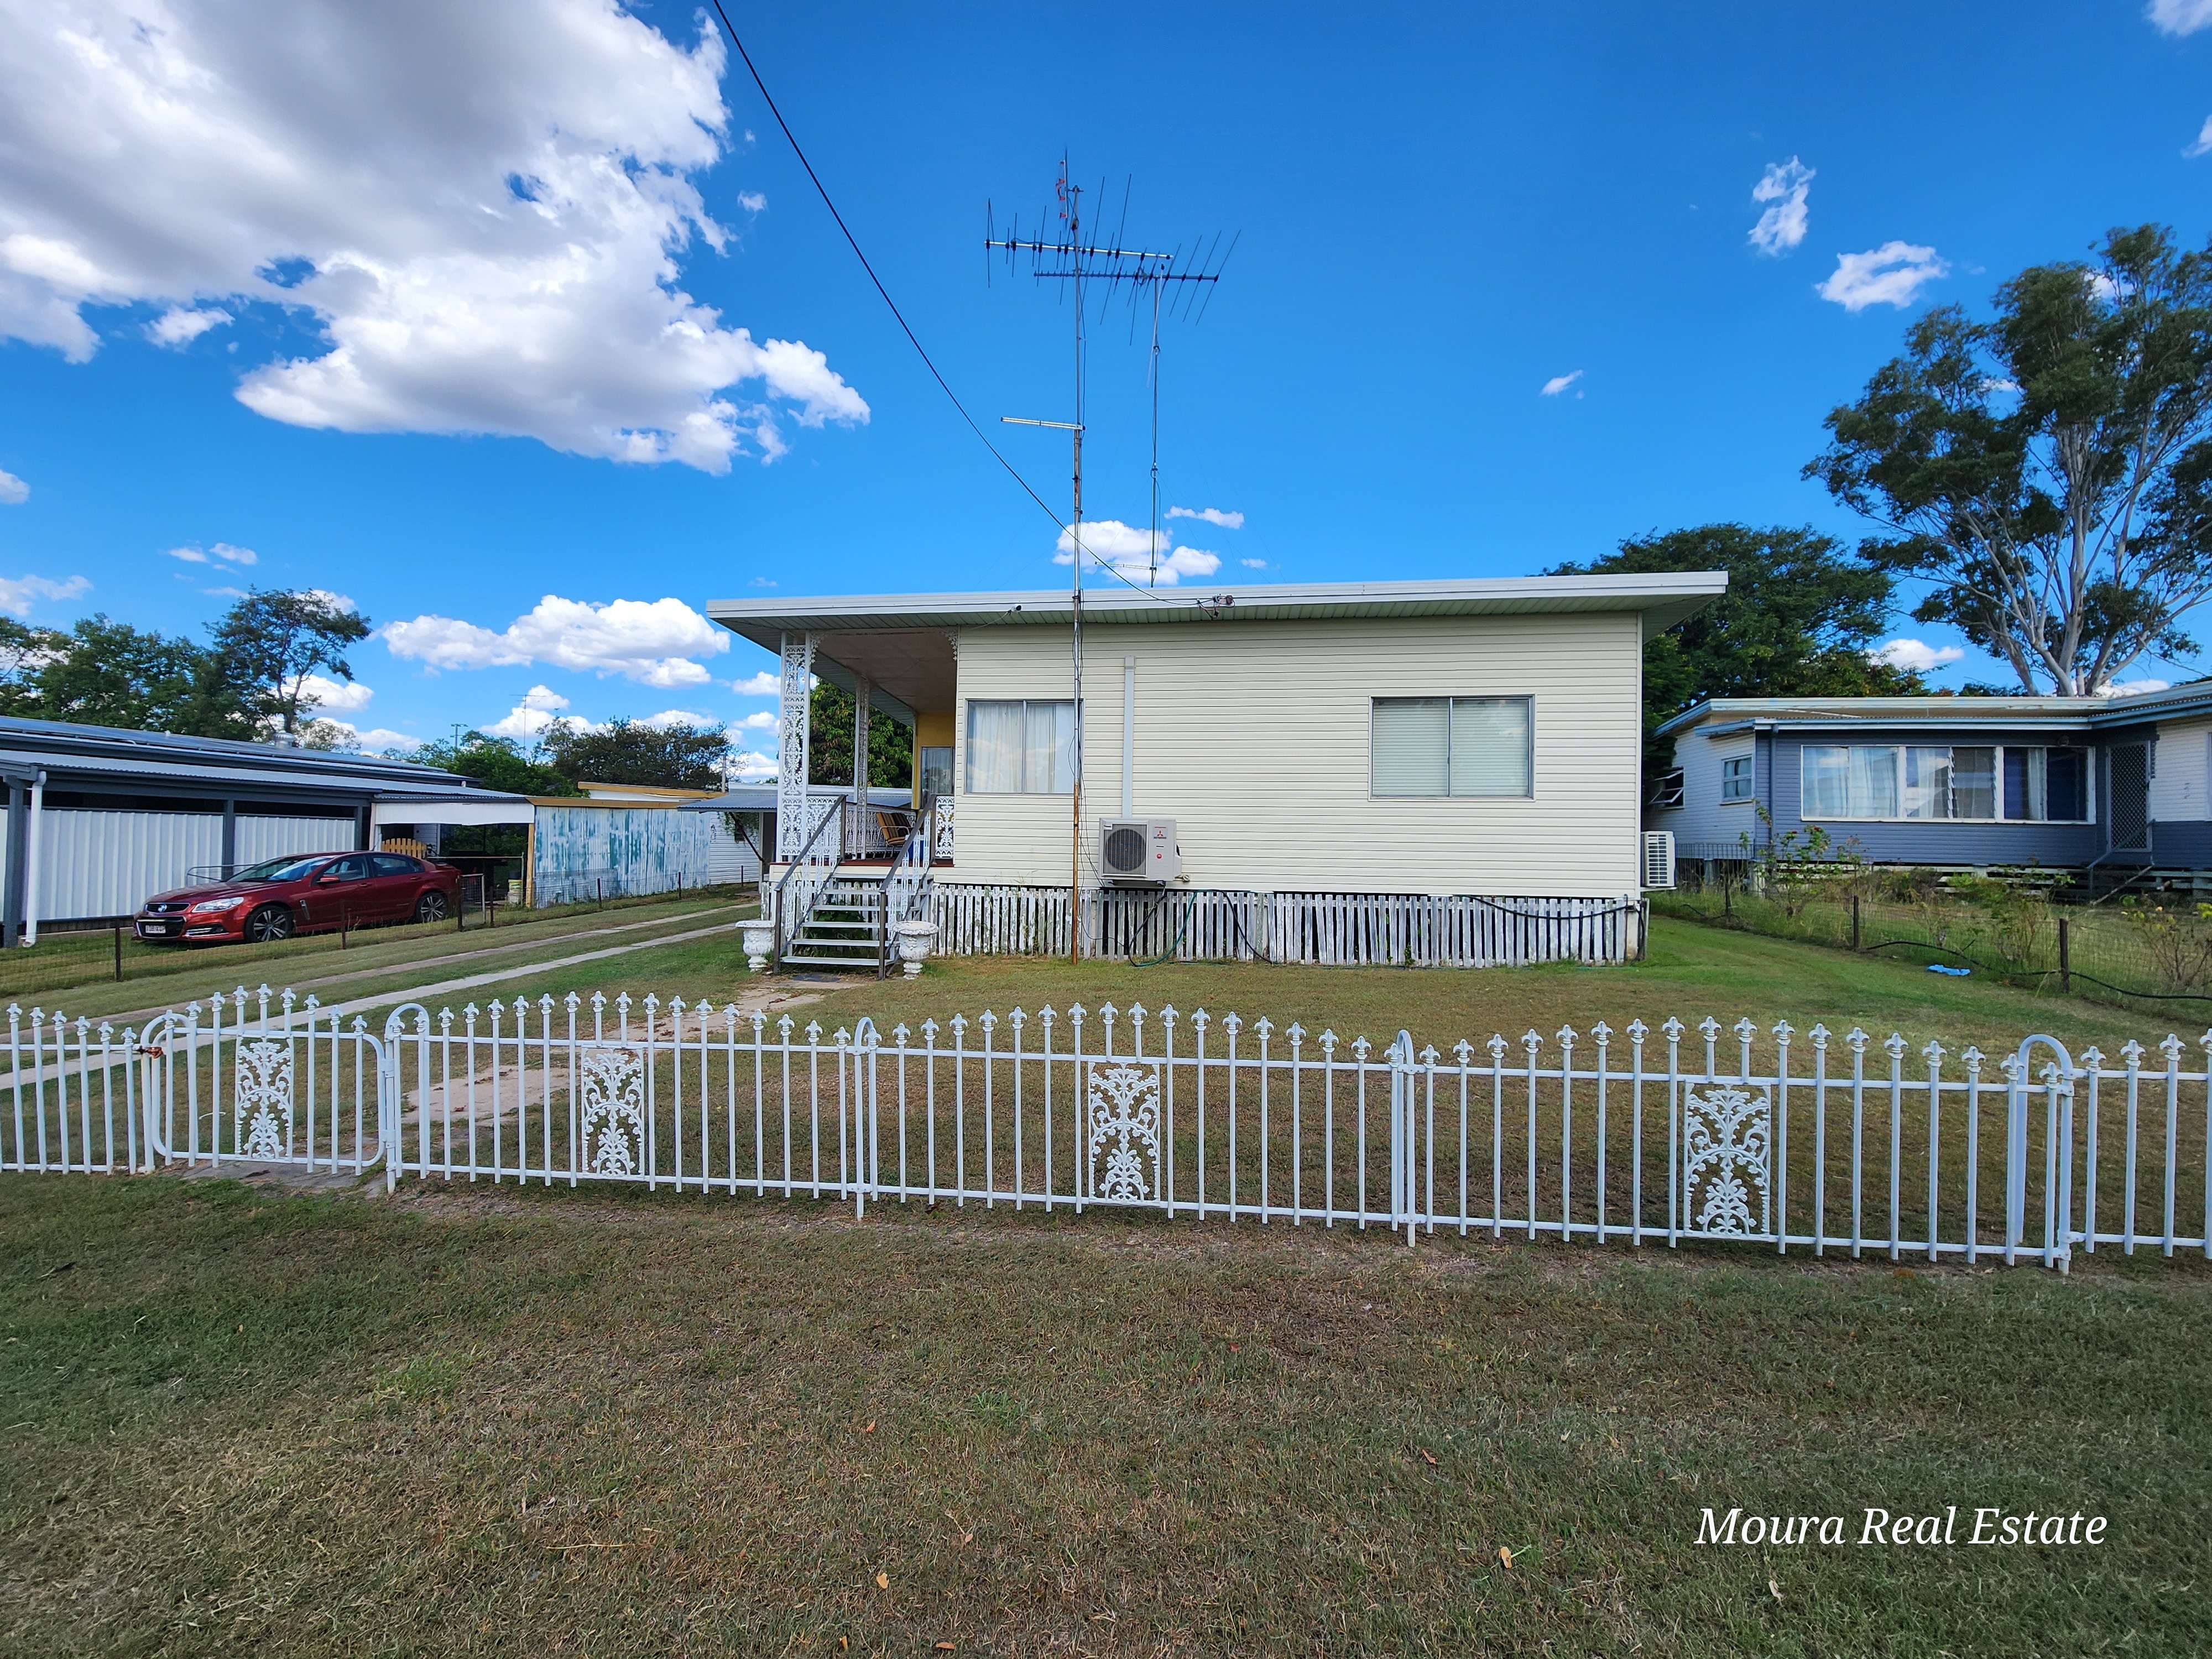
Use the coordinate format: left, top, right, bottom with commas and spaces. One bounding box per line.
1656, 874, 2212, 1011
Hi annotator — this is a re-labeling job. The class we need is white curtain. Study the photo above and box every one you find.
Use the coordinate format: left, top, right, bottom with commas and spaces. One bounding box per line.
1903, 747, 1951, 819
1023, 701, 1076, 794
1848, 746, 1898, 818
1802, 746, 1848, 817
965, 701, 1024, 794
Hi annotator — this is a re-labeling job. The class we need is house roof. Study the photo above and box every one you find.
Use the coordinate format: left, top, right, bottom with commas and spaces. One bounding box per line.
1655, 687, 2212, 739
711, 573, 1729, 720
708, 572, 1728, 643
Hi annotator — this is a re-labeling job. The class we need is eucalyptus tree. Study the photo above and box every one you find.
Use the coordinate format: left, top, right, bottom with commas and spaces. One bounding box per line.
1808, 225, 2212, 694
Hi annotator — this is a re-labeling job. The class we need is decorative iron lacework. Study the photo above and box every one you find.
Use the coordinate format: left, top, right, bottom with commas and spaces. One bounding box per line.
1681, 1081, 1772, 1236
233, 1039, 294, 1160
578, 1047, 648, 1176
1086, 1059, 1162, 1203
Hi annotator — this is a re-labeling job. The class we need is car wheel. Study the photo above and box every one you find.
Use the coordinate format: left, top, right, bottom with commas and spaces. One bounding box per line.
414, 891, 450, 924
245, 904, 294, 944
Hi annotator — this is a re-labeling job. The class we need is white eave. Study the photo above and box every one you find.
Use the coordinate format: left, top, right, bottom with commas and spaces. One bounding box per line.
706, 571, 1728, 651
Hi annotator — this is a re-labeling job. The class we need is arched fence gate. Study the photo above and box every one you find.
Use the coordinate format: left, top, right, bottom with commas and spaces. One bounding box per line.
7, 987, 2211, 1272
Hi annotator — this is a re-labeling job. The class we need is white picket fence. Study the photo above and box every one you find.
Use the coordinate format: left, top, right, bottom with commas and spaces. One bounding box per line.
6, 987, 2209, 1271
925, 886, 1642, 966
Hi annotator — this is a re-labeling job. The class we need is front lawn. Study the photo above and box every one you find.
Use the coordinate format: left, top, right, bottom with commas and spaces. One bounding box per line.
1, 1173, 2204, 1656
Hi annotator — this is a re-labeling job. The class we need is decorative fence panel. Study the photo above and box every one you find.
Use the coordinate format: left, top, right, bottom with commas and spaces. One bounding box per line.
8, 983, 2210, 1274
924, 886, 1642, 967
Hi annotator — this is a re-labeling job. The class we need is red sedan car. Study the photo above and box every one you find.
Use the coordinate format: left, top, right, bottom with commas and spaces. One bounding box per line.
135, 851, 462, 945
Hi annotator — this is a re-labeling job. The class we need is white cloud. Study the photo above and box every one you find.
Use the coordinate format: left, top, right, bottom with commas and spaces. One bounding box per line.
2150, 0, 2212, 35
1167, 505, 1244, 530
298, 671, 372, 712
0, 1, 866, 473
1818, 242, 1949, 311
305, 587, 354, 613
0, 468, 24, 505
2187, 116, 2212, 158
1747, 158, 1814, 255
732, 709, 776, 731
728, 748, 776, 782
1870, 638, 1965, 672
484, 682, 589, 739
2099, 677, 2173, 698
732, 670, 781, 697
164, 540, 257, 566
736, 191, 766, 213
384, 593, 729, 686
637, 708, 714, 729
1052, 520, 1222, 585
312, 718, 416, 753
145, 305, 231, 347
0, 573, 88, 617
1540, 370, 1583, 397
1240, 558, 1268, 569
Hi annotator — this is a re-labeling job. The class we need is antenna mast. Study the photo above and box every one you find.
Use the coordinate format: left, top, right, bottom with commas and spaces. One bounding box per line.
987, 160, 1233, 963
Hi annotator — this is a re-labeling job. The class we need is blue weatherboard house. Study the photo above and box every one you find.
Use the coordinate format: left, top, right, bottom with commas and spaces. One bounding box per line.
1646, 685, 2212, 886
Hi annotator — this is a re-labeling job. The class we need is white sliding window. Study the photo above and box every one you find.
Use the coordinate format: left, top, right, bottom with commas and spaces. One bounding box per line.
1806, 742, 2046, 820
1372, 696, 1532, 797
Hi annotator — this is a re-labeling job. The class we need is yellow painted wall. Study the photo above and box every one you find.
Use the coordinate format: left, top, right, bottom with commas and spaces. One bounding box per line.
912, 710, 956, 806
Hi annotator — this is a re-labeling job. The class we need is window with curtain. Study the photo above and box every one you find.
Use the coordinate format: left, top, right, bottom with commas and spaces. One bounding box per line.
1804, 742, 2070, 820
1371, 696, 1532, 797
963, 700, 1074, 794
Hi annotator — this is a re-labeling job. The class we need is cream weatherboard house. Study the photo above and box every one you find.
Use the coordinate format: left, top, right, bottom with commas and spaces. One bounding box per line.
708, 572, 1725, 970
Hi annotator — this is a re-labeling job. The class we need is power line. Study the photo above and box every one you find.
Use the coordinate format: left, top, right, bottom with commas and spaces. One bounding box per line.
706, 3, 1196, 608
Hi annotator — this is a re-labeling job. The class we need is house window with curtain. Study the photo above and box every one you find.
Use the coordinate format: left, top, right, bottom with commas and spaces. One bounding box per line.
963, 700, 1075, 794
1803, 743, 2082, 821
1370, 696, 1532, 797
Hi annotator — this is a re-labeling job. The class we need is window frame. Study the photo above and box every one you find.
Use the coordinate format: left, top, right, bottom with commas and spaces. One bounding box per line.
1798, 742, 2094, 824
1367, 695, 1535, 800
961, 698, 1077, 796
1719, 753, 1754, 803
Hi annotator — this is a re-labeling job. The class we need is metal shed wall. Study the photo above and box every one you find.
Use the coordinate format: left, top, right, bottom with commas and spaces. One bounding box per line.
34, 810, 223, 921
235, 815, 357, 868
531, 805, 726, 906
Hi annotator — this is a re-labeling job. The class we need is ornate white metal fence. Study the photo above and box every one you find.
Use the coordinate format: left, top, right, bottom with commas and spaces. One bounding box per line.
8, 984, 2209, 1274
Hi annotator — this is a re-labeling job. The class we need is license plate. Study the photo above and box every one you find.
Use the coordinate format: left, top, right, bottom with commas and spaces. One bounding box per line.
138, 923, 173, 937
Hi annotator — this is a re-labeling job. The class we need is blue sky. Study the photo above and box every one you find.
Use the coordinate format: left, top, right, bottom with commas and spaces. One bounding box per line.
3, 1, 2211, 771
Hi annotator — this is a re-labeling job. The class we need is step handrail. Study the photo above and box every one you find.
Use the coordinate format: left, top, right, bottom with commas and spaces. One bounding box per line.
775, 798, 848, 963
877, 801, 936, 978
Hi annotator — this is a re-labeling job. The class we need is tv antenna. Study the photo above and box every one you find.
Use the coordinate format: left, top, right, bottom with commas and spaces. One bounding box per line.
987, 160, 1233, 961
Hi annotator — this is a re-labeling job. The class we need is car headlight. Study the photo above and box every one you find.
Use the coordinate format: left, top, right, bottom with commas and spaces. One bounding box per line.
188, 896, 249, 915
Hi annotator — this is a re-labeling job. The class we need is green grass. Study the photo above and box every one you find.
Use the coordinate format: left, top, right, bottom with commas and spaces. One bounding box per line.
1, 1175, 2204, 1656
456, 914, 2201, 1065
9, 891, 750, 1026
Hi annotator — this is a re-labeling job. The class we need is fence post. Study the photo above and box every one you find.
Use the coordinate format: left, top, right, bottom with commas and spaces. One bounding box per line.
1723, 880, 1733, 920
1850, 894, 1861, 953
2058, 916, 2070, 994
112, 924, 122, 982
1389, 1030, 1416, 1247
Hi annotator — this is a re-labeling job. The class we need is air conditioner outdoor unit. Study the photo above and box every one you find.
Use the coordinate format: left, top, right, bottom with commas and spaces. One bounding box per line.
1642, 830, 1677, 891
1099, 818, 1180, 884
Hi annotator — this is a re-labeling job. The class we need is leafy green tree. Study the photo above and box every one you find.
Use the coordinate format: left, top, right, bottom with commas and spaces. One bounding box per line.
24, 614, 257, 737
1551, 524, 1921, 771
542, 718, 731, 791
805, 681, 911, 789
210, 588, 373, 734
1808, 225, 2212, 693
416, 731, 579, 796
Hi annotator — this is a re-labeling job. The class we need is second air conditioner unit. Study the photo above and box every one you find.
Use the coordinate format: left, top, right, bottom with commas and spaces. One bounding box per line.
1642, 830, 1677, 891
1099, 818, 1180, 884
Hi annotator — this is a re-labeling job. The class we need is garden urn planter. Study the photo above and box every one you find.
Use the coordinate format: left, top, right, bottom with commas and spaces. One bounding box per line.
739, 917, 776, 973
893, 919, 939, 978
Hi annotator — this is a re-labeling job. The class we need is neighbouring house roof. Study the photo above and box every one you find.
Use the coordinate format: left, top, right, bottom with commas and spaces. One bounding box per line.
680, 785, 912, 812
0, 714, 526, 802
1654, 686, 2212, 740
